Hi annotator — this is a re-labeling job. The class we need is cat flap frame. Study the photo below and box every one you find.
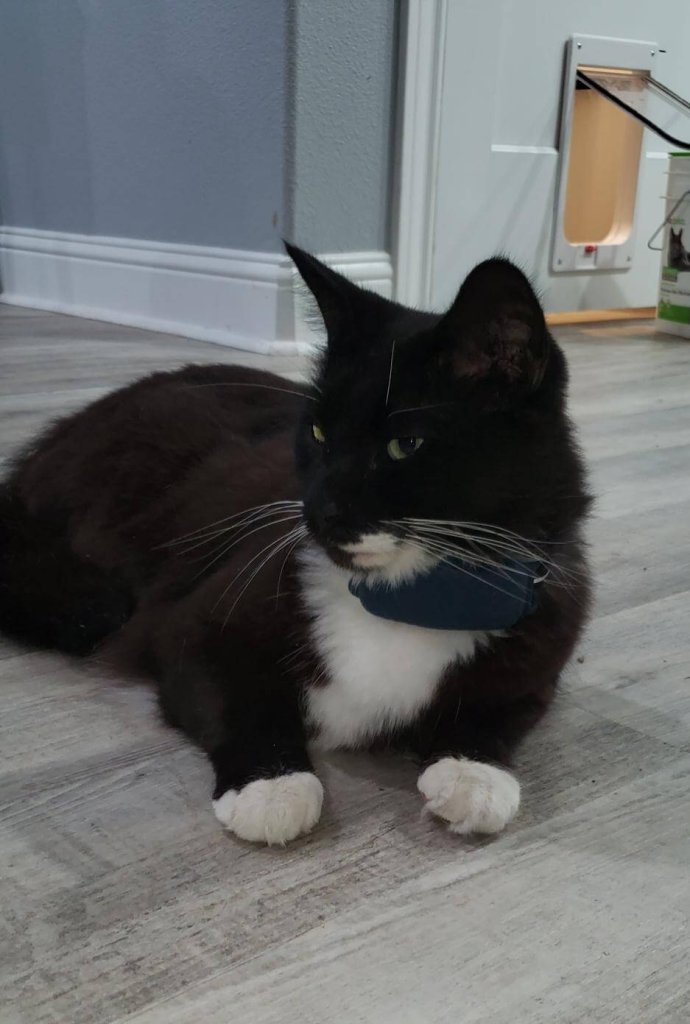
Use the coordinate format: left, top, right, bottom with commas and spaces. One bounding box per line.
552, 34, 657, 274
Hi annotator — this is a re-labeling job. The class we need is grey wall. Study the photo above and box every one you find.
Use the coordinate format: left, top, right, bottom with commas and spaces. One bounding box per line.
0, 0, 291, 252
290, 0, 399, 253
0, 0, 398, 255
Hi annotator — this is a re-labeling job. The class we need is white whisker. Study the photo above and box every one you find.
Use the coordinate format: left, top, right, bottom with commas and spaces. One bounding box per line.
385, 339, 396, 409
212, 524, 302, 616
387, 518, 580, 592
175, 504, 303, 556
387, 403, 450, 418
406, 524, 541, 564
183, 382, 316, 401
395, 517, 583, 582
275, 526, 308, 604
401, 517, 574, 548
401, 537, 532, 604
194, 512, 303, 580
222, 524, 307, 626
162, 500, 303, 548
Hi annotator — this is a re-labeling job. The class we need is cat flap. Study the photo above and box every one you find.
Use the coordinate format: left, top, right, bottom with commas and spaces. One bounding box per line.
437, 258, 550, 392
576, 68, 690, 152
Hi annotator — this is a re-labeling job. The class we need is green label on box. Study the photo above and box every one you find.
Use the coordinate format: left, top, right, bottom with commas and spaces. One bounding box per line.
658, 300, 690, 324
662, 267, 679, 282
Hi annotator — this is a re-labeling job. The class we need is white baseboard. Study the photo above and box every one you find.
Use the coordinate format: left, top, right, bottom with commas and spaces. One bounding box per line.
0, 227, 393, 354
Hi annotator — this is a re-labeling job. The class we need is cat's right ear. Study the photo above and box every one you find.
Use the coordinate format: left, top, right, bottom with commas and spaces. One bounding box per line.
285, 242, 357, 336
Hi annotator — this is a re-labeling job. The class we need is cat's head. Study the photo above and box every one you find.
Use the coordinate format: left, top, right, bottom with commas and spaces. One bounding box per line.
671, 228, 683, 242
288, 244, 580, 582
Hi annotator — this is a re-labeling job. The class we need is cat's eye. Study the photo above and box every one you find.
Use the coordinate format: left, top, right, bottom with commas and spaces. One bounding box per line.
312, 423, 326, 444
387, 437, 424, 461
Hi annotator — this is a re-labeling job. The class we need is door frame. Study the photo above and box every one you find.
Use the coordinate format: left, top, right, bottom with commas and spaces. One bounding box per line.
392, 0, 448, 308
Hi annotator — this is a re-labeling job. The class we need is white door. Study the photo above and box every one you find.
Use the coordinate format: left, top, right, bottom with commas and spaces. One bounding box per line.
403, 0, 690, 313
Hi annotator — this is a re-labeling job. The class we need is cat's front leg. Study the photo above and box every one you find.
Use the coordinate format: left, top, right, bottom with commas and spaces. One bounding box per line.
409, 690, 552, 836
155, 636, 323, 846
208, 695, 323, 846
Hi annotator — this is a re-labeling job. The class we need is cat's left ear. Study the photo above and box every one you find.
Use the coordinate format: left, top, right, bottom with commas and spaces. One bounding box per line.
285, 242, 360, 337
437, 258, 550, 392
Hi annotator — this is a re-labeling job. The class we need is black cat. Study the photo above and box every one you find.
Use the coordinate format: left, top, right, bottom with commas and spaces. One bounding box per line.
0, 247, 591, 845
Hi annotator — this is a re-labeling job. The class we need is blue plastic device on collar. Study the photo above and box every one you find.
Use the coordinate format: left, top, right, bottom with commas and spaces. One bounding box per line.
348, 557, 545, 631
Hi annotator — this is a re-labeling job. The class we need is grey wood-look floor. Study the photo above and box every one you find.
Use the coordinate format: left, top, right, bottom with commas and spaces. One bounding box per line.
1, 305, 689, 1024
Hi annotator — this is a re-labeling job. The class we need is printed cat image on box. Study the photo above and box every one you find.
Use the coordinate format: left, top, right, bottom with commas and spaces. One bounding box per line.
668, 227, 690, 270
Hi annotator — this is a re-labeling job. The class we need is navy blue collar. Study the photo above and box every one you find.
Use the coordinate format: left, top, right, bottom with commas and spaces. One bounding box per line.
348, 557, 545, 631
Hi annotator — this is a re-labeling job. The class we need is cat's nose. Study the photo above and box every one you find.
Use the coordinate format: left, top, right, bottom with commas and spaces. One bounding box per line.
310, 500, 353, 543
318, 501, 340, 528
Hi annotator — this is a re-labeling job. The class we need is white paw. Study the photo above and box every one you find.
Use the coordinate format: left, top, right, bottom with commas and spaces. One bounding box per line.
212, 772, 323, 846
418, 757, 520, 835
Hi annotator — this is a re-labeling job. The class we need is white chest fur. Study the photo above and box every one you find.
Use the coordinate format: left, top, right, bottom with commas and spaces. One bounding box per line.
299, 549, 485, 750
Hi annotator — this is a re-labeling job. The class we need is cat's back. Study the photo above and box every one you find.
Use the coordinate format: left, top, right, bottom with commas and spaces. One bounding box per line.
0, 363, 306, 652
7, 363, 306, 511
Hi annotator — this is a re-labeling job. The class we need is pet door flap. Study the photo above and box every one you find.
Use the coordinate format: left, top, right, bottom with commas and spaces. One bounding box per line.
576, 68, 690, 151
